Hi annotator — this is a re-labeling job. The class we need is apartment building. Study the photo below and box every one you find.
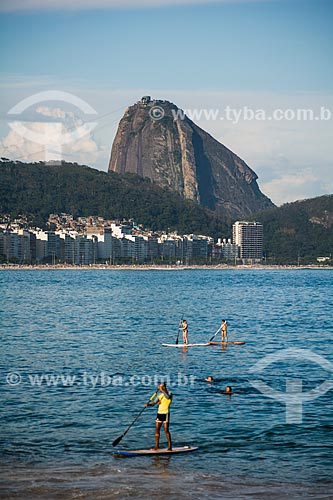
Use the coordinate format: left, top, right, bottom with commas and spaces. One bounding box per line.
232, 221, 263, 262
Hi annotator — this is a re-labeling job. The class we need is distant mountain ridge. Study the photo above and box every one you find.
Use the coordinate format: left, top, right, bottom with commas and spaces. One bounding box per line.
108, 97, 274, 218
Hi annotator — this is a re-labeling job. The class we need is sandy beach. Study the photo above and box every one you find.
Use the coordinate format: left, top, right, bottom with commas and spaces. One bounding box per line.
1, 263, 332, 271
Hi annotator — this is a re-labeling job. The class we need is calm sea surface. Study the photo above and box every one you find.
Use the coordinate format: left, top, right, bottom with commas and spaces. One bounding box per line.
0, 269, 332, 499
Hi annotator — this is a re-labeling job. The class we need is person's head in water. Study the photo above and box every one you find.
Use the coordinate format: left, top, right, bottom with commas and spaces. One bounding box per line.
225, 386, 232, 393
205, 376, 214, 383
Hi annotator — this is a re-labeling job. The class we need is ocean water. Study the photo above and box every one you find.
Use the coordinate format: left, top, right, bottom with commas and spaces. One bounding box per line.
0, 268, 332, 500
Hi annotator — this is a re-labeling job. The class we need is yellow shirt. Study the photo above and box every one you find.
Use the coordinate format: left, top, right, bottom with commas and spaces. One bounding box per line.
157, 392, 172, 414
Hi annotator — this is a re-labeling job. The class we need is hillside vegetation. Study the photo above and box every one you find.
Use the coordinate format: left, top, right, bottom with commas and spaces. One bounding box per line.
257, 195, 333, 263
0, 160, 228, 238
1, 160, 332, 263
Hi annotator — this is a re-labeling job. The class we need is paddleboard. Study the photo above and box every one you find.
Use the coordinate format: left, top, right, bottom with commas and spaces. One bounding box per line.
208, 341, 246, 345
114, 446, 199, 457
162, 343, 209, 347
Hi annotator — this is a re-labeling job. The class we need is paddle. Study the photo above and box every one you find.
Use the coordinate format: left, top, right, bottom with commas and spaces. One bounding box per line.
209, 326, 221, 342
112, 391, 157, 447
175, 315, 183, 345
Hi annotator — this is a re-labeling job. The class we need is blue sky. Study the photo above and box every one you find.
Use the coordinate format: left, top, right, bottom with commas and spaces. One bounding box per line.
0, 0, 332, 205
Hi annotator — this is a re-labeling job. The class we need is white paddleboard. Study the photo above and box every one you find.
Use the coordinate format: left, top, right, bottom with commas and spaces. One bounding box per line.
162, 343, 209, 347
114, 445, 199, 457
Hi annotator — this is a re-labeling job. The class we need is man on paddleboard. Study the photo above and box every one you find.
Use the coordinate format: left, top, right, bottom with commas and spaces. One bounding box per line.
145, 382, 173, 450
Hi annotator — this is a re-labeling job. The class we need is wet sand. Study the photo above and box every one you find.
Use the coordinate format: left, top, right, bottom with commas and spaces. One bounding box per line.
1, 463, 331, 500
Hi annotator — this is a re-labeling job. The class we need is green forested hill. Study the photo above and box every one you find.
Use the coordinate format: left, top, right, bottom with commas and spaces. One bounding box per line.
257, 195, 333, 263
1, 159, 332, 263
0, 159, 228, 237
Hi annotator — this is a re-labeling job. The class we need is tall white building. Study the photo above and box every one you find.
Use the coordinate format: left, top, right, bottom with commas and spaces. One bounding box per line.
33, 230, 49, 262
57, 230, 77, 263
86, 227, 113, 261
232, 221, 263, 262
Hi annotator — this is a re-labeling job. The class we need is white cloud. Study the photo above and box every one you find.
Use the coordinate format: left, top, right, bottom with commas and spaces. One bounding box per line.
261, 170, 331, 206
35, 106, 75, 120
0, 105, 104, 165
0, 0, 277, 12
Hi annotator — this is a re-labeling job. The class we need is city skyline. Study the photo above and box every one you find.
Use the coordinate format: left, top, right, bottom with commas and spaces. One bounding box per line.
0, 214, 244, 265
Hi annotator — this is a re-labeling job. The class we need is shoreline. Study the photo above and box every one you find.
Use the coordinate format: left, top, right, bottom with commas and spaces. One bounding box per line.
1, 263, 332, 271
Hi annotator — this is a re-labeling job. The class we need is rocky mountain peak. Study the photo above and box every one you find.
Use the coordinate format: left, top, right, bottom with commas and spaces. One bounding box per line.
108, 97, 274, 218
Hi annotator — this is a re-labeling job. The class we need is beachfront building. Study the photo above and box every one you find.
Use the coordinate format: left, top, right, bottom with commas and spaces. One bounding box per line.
0, 215, 263, 266
183, 235, 212, 262
76, 235, 97, 265
158, 235, 177, 259
157, 234, 183, 262
34, 230, 49, 262
134, 235, 149, 262
58, 231, 77, 263
1, 229, 34, 262
213, 238, 239, 261
86, 227, 113, 261
33, 230, 64, 264
232, 221, 263, 262
157, 234, 212, 263
118, 234, 149, 262
32, 230, 97, 265
147, 234, 159, 261
118, 235, 135, 260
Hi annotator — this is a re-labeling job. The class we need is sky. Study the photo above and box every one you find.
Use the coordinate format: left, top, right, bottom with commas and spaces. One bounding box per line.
0, 0, 332, 206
